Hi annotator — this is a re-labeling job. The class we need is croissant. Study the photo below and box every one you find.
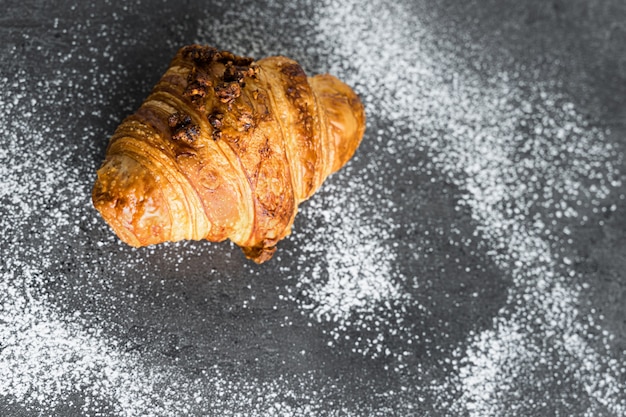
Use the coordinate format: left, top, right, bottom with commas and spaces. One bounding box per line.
92, 45, 365, 263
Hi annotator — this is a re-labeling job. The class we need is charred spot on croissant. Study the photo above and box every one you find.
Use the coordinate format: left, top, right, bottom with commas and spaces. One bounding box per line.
238, 112, 254, 131
172, 123, 200, 144
168, 112, 199, 144
215, 51, 254, 67
182, 45, 218, 64
208, 112, 223, 129
215, 82, 241, 103
280, 63, 306, 79
208, 112, 224, 140
168, 112, 191, 128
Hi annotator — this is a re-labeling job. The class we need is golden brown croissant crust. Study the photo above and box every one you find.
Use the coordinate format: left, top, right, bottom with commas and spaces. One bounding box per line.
92, 45, 365, 263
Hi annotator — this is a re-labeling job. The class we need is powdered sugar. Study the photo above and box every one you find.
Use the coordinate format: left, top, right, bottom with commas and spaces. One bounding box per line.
1, 0, 625, 415
303, 0, 626, 414
206, 0, 626, 413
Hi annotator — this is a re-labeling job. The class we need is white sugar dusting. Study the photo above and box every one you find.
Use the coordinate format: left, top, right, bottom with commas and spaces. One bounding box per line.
0, 69, 195, 415
1, 266, 182, 415
289, 179, 413, 358
297, 191, 404, 326
1, 0, 625, 415
309, 0, 625, 414
0, 22, 313, 417
201, 2, 415, 360
293, 177, 409, 324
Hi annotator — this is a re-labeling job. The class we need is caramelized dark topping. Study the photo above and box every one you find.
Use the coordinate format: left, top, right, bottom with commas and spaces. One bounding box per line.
168, 112, 199, 144
208, 112, 223, 129
215, 50, 254, 67
238, 112, 254, 131
224, 62, 258, 84
172, 124, 200, 144
181, 45, 218, 64
168, 112, 191, 128
181, 45, 254, 71
215, 82, 242, 104
184, 69, 213, 99
176, 46, 263, 141
181, 45, 257, 114
208, 112, 224, 140
280, 62, 306, 78
223, 62, 245, 83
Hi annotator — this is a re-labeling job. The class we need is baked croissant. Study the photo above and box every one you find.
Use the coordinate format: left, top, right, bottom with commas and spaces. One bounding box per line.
92, 45, 365, 263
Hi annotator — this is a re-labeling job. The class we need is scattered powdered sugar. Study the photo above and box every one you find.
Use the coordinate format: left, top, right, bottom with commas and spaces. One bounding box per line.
204, 0, 626, 413
306, 0, 626, 414
0, 17, 325, 417
0, 68, 199, 415
1, 265, 184, 416
292, 183, 405, 327
2, 0, 625, 415
202, 1, 419, 361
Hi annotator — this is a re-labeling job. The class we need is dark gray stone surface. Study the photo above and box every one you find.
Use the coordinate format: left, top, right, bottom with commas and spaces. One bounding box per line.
1, 0, 625, 415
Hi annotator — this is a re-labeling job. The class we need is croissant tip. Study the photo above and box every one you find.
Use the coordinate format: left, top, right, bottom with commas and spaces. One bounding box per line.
241, 245, 277, 264
92, 185, 142, 247
92, 155, 171, 248
309, 74, 366, 172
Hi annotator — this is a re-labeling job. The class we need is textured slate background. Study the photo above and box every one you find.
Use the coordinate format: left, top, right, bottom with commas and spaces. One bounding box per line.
1, 0, 625, 415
